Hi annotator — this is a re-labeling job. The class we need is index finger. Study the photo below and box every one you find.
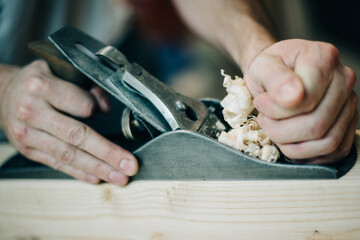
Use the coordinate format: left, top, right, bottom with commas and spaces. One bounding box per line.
26, 104, 138, 176
246, 52, 305, 109
247, 41, 339, 119
25, 61, 97, 118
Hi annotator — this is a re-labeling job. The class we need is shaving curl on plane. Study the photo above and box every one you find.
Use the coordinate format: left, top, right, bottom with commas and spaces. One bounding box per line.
218, 70, 280, 162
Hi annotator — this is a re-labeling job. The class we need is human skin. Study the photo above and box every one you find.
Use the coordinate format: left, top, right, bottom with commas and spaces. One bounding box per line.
0, 0, 357, 186
173, 0, 358, 164
0, 61, 138, 185
246, 40, 358, 164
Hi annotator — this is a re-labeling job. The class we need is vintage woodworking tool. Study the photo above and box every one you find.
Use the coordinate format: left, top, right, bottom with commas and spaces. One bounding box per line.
0, 26, 357, 180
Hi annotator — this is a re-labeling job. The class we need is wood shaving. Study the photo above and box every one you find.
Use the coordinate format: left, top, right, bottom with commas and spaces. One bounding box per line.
218, 70, 280, 162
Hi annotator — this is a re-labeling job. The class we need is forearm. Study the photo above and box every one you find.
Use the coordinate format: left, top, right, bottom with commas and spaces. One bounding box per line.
172, 0, 276, 72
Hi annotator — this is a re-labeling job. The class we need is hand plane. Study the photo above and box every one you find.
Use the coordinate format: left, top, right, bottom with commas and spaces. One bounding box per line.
0, 25, 357, 180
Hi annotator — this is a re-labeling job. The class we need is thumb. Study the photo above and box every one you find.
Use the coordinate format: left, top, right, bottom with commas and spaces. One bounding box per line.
248, 54, 305, 109
275, 70, 304, 108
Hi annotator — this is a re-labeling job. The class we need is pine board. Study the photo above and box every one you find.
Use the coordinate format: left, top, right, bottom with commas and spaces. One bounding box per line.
0, 133, 360, 239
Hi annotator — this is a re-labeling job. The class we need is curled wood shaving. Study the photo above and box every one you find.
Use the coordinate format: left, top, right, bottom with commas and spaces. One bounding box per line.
220, 69, 254, 128
218, 70, 280, 162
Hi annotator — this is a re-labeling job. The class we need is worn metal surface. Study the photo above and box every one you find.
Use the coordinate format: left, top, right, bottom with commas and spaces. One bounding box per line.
28, 41, 90, 89
131, 130, 357, 180
0, 130, 356, 180
0, 99, 356, 180
49, 25, 225, 139
49, 26, 169, 134
3, 25, 352, 181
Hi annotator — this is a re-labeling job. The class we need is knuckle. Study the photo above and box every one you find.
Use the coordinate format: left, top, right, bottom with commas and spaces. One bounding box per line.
325, 136, 341, 154
15, 103, 34, 122
25, 75, 50, 94
68, 125, 88, 147
11, 123, 28, 142
309, 120, 327, 139
338, 144, 352, 158
57, 147, 75, 164
322, 43, 340, 65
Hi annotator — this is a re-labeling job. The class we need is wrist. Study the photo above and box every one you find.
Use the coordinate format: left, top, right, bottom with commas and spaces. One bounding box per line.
220, 14, 275, 74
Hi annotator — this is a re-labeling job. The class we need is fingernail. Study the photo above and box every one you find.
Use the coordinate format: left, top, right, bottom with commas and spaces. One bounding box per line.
109, 170, 127, 185
120, 158, 137, 175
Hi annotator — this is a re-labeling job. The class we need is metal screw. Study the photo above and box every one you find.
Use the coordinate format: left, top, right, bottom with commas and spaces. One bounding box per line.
176, 101, 187, 111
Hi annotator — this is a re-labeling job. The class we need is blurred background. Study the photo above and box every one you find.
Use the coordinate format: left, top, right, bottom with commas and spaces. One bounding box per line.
266, 0, 360, 115
125, 0, 360, 100
124, 0, 360, 126
89, 0, 360, 134
2, 0, 359, 140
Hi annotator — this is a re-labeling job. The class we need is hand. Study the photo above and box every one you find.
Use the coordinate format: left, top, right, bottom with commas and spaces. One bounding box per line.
0, 60, 138, 185
244, 39, 358, 164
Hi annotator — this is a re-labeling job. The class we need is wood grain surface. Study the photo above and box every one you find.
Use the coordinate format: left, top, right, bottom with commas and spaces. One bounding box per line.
0, 133, 360, 239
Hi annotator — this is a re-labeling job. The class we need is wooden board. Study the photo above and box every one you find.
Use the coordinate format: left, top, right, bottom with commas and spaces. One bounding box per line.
0, 134, 360, 239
